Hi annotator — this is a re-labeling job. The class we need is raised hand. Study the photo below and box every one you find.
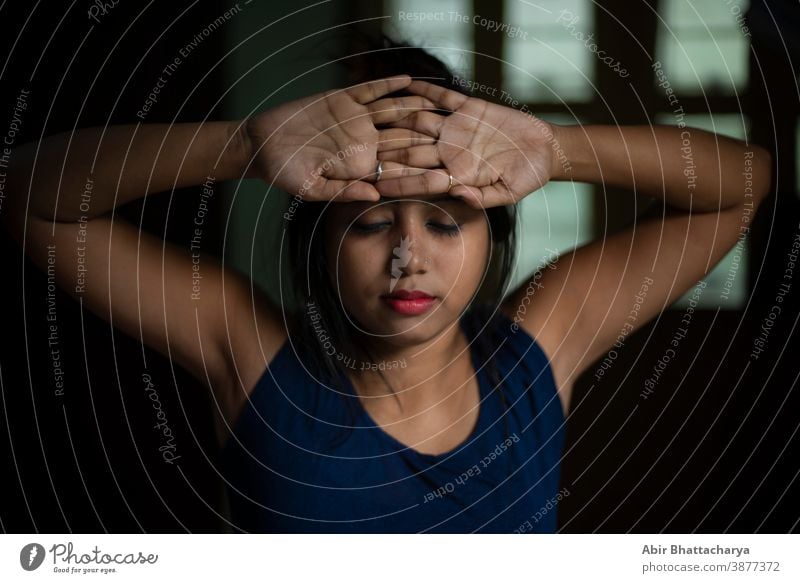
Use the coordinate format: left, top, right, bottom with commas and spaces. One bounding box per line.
375, 80, 560, 208
243, 76, 436, 202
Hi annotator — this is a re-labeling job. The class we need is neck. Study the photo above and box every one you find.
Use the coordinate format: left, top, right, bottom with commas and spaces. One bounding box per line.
348, 320, 471, 413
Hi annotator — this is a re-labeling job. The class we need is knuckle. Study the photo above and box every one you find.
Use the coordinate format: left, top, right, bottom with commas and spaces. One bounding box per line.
420, 172, 432, 192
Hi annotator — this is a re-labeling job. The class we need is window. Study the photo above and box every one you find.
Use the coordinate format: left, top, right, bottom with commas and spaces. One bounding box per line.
503, 0, 595, 103
383, 0, 754, 308
387, 0, 474, 77
655, 0, 750, 94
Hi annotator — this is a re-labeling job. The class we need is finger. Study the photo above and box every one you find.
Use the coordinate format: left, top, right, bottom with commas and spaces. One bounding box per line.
374, 169, 451, 197
406, 80, 470, 111
365, 160, 430, 183
368, 97, 436, 124
346, 75, 412, 105
386, 111, 446, 138
451, 182, 514, 209
378, 145, 441, 168
378, 162, 431, 181
377, 129, 436, 151
319, 179, 380, 202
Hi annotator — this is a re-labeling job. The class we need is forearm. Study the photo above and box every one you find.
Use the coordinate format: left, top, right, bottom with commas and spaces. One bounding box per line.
6, 120, 248, 222
550, 124, 772, 211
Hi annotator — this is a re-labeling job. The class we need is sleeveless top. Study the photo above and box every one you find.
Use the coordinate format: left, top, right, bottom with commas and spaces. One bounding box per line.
220, 308, 566, 533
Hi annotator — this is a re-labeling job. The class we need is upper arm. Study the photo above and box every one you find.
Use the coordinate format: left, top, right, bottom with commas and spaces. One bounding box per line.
3, 208, 286, 422
503, 195, 763, 412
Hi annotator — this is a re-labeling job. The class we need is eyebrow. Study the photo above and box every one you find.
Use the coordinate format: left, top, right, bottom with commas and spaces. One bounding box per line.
376, 196, 465, 204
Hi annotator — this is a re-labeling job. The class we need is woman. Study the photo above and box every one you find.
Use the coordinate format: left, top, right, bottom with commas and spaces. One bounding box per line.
2, 41, 771, 532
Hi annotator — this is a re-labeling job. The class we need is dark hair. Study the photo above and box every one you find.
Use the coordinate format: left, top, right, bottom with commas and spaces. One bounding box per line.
284, 33, 518, 451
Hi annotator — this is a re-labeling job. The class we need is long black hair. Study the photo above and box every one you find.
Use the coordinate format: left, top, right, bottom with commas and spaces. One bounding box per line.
283, 33, 519, 450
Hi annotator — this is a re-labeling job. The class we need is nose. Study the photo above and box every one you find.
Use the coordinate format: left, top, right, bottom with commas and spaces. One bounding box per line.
389, 219, 430, 276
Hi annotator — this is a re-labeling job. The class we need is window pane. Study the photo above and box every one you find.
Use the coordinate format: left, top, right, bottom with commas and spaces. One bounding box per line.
513, 182, 594, 291
386, 0, 474, 77
654, 112, 751, 309
504, 0, 595, 103
510, 113, 594, 291
656, 0, 750, 95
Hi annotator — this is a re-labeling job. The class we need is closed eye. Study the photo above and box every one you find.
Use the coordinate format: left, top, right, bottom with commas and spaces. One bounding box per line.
428, 222, 461, 237
351, 221, 391, 234
351, 222, 462, 237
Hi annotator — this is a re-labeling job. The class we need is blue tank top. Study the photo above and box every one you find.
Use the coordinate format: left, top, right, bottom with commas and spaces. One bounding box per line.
220, 308, 566, 533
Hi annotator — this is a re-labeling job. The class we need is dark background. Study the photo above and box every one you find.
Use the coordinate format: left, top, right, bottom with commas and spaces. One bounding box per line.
0, 0, 798, 532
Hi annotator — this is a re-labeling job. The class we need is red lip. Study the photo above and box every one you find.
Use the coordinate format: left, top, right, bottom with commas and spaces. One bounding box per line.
380, 289, 437, 316
382, 289, 434, 300
382, 297, 437, 316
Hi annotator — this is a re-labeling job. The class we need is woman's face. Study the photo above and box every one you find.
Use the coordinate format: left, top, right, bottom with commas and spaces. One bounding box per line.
323, 195, 490, 348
